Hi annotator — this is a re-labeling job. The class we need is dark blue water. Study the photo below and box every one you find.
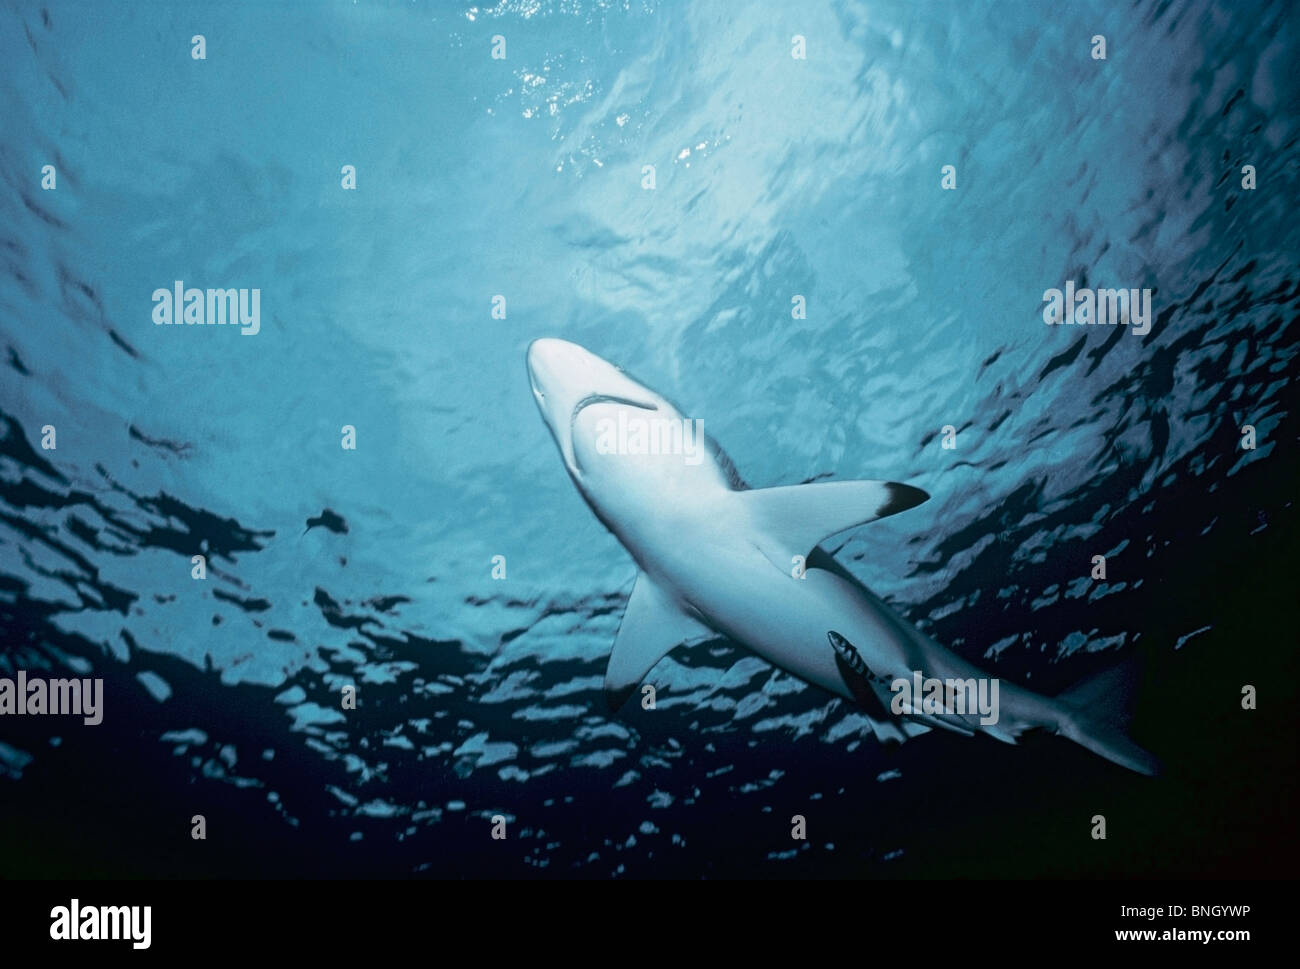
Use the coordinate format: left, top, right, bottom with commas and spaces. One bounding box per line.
1, 0, 1296, 878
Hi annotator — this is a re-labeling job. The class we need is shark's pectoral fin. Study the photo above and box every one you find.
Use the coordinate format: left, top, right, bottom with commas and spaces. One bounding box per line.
738, 480, 929, 566
605, 572, 711, 711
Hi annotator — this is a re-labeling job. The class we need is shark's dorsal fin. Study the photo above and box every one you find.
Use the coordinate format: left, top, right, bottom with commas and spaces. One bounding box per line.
738, 480, 929, 566
605, 572, 710, 710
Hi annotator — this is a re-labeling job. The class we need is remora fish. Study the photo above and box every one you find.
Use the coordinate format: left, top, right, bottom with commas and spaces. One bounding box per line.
526, 338, 1159, 775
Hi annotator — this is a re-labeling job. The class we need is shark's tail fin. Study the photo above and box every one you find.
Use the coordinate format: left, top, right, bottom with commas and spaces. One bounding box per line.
1054, 660, 1161, 776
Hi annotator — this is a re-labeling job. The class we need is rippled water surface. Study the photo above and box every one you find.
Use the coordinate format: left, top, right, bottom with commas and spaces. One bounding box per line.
1, 0, 1296, 878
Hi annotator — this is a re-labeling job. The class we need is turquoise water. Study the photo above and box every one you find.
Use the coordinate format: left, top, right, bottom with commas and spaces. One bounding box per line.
1, 0, 1296, 877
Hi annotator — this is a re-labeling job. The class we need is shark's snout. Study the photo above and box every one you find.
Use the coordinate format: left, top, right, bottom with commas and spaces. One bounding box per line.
526, 338, 598, 449
526, 338, 666, 475
528, 337, 583, 375
528, 337, 608, 474
526, 338, 580, 404
526, 341, 546, 403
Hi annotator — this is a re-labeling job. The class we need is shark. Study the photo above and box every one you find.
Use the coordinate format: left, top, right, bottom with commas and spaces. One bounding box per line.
525, 338, 1160, 775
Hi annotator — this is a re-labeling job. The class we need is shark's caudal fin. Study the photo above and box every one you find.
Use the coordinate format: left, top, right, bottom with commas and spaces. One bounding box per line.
604, 572, 710, 710
737, 480, 929, 568
1055, 661, 1161, 776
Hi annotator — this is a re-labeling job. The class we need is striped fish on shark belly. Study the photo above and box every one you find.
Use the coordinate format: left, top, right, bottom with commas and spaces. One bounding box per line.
525, 338, 1160, 776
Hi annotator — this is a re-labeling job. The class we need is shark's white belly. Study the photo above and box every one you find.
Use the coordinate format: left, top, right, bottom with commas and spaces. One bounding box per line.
643, 534, 917, 700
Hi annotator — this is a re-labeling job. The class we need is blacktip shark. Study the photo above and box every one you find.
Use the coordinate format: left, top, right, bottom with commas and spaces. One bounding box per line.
526, 338, 1160, 775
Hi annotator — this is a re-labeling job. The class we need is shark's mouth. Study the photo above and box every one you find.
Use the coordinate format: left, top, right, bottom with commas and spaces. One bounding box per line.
566, 393, 659, 473
569, 393, 658, 432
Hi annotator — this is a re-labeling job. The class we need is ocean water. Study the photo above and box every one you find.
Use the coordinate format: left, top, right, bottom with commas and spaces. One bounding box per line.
1, 0, 1296, 878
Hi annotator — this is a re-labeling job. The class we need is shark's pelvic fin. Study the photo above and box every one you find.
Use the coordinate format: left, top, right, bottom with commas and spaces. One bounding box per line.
826, 634, 933, 744
738, 480, 929, 567
605, 571, 710, 711
827, 630, 893, 720
828, 631, 976, 738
